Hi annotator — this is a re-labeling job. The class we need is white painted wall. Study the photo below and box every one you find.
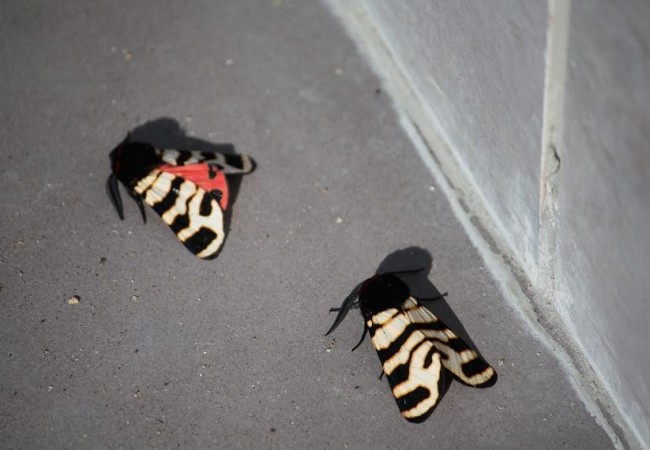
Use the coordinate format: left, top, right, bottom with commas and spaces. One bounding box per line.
328, 0, 650, 447
557, 1, 650, 444
359, 1, 547, 278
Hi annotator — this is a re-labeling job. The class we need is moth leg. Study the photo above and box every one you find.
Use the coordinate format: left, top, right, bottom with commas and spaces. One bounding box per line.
351, 326, 368, 352
420, 291, 448, 302
135, 195, 147, 224
106, 174, 124, 220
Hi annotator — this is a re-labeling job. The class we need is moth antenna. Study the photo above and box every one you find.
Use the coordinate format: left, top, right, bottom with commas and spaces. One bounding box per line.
351, 326, 368, 352
379, 266, 427, 276
107, 174, 124, 220
135, 196, 147, 224
325, 283, 362, 336
330, 304, 360, 313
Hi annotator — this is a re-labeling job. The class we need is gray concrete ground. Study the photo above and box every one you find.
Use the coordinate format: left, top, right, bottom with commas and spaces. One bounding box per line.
0, 1, 616, 448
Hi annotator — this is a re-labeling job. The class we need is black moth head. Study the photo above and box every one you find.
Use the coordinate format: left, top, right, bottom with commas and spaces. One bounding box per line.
358, 274, 411, 319
326, 273, 411, 337
109, 138, 159, 187
107, 136, 159, 222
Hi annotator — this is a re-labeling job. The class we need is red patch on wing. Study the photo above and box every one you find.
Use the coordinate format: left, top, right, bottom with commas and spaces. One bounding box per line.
159, 163, 229, 210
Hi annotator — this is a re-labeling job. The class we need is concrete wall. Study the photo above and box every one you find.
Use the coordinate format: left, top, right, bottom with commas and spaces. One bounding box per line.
360, 1, 547, 277
557, 0, 650, 443
329, 0, 650, 446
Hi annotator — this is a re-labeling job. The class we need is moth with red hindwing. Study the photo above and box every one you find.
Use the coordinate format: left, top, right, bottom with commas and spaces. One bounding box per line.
107, 135, 255, 259
326, 272, 497, 422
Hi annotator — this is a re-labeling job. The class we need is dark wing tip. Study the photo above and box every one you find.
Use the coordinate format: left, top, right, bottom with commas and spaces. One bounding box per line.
234, 153, 256, 174
474, 370, 498, 388
198, 249, 223, 260
403, 412, 433, 424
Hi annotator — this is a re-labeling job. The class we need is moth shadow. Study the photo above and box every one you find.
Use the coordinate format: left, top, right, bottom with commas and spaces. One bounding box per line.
126, 117, 254, 239
377, 246, 497, 393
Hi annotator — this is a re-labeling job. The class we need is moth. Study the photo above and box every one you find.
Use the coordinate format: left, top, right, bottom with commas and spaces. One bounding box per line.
107, 136, 255, 259
327, 272, 497, 422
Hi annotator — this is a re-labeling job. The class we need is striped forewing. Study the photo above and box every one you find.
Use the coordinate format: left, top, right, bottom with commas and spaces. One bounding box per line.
367, 297, 496, 421
401, 297, 496, 387
134, 170, 226, 259
158, 149, 255, 174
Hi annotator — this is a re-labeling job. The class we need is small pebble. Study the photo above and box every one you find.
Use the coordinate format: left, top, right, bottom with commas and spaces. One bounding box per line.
68, 295, 80, 305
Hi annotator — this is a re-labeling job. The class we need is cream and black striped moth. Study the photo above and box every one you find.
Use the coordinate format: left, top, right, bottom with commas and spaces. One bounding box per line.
107, 135, 255, 259
327, 273, 497, 422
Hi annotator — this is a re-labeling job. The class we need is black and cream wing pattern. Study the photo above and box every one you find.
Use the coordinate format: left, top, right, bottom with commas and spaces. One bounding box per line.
107, 137, 255, 259
327, 273, 496, 422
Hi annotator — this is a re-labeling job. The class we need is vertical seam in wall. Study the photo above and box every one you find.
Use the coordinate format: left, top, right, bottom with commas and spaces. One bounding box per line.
540, 4, 648, 448
538, 0, 569, 303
